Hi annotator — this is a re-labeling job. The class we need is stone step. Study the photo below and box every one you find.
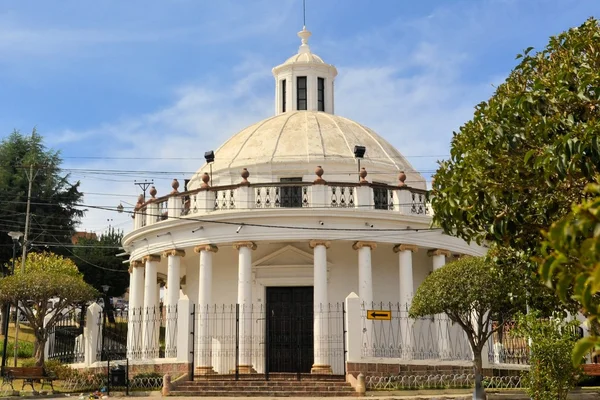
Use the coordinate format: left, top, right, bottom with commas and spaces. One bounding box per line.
193, 373, 345, 381
176, 384, 354, 391
170, 390, 357, 397
182, 381, 351, 387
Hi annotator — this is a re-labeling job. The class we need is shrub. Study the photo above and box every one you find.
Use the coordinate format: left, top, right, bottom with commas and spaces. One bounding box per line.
133, 371, 163, 379
20, 358, 36, 367
6, 340, 34, 358
514, 311, 582, 400
44, 360, 77, 379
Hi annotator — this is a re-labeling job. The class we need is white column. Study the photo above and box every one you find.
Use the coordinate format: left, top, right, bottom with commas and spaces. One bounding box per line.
395, 244, 417, 305
194, 244, 218, 374
429, 249, 451, 359
127, 260, 145, 360
394, 244, 418, 359
142, 254, 161, 359
310, 240, 332, 374
353, 241, 376, 352
353, 242, 376, 306
234, 241, 257, 373
163, 249, 184, 358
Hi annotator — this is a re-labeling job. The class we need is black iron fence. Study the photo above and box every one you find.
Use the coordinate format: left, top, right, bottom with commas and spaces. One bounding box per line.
96, 305, 178, 362
361, 302, 472, 361
47, 307, 86, 363
191, 302, 346, 379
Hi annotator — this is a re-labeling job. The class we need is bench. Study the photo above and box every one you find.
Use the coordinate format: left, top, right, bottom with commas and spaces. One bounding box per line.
583, 363, 600, 376
0, 366, 56, 392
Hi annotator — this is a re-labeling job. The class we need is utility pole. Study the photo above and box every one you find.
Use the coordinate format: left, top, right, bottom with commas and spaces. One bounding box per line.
13, 164, 34, 366
134, 180, 153, 201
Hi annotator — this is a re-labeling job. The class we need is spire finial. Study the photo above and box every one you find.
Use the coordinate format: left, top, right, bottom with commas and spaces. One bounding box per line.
298, 26, 312, 54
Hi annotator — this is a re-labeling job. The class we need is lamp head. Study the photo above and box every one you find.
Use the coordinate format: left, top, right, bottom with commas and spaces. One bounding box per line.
204, 150, 215, 163
353, 145, 366, 158
7, 231, 23, 241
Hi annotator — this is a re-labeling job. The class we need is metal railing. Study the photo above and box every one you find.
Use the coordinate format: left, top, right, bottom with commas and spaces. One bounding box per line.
191, 302, 346, 378
47, 307, 86, 364
361, 302, 472, 361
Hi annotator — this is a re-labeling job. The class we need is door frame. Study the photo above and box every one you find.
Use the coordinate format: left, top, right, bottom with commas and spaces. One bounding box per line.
264, 285, 314, 375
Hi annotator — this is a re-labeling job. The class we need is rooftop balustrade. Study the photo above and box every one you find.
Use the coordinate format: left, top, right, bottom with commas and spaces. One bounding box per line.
132, 167, 431, 230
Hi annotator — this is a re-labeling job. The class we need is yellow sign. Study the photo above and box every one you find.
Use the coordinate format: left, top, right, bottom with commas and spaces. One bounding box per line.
366, 310, 392, 320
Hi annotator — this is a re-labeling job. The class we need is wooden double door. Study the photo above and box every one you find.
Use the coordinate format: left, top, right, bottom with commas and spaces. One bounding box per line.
265, 286, 314, 373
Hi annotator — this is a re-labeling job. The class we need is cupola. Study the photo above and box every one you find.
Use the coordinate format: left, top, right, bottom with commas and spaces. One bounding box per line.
272, 27, 338, 115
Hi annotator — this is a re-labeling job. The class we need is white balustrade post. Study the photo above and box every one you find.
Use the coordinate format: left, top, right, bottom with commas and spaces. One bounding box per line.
394, 244, 417, 359
355, 185, 374, 210
395, 188, 413, 214
84, 303, 103, 366
353, 241, 376, 351
176, 297, 191, 365
310, 166, 328, 208
194, 244, 218, 374
142, 255, 161, 359
167, 179, 182, 218
344, 292, 362, 362
234, 241, 257, 374
355, 168, 374, 210
310, 240, 332, 374
163, 249, 184, 358
167, 196, 182, 219
134, 211, 143, 229
127, 260, 145, 360
236, 176, 255, 210
429, 249, 451, 359
146, 202, 158, 226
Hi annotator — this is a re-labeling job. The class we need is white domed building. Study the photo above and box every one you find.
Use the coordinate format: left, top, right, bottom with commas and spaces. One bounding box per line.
120, 27, 486, 381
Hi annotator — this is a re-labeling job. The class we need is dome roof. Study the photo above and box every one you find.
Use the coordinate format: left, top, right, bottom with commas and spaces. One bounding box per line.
283, 51, 325, 65
190, 111, 425, 189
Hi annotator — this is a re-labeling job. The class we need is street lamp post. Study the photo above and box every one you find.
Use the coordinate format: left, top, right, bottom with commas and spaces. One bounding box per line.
1, 231, 23, 370
100, 285, 110, 395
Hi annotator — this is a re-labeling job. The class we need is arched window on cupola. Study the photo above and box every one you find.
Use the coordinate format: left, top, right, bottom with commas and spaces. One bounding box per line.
297, 77, 307, 110
317, 77, 325, 112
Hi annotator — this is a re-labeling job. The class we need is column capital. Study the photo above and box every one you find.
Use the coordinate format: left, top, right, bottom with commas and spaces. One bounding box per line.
233, 241, 257, 251
128, 259, 145, 273
393, 244, 418, 253
194, 244, 219, 253
352, 241, 377, 250
309, 239, 331, 249
162, 249, 186, 258
142, 254, 162, 263
427, 248, 451, 257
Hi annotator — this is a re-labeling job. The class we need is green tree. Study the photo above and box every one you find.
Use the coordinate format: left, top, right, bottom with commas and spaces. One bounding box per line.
409, 255, 525, 400
0, 252, 98, 366
0, 129, 84, 266
72, 228, 129, 298
431, 18, 600, 287
540, 182, 600, 363
513, 311, 582, 400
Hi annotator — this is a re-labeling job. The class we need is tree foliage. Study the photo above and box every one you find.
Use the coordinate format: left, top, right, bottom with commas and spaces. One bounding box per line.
72, 228, 129, 298
540, 182, 600, 364
513, 311, 582, 400
0, 129, 84, 267
432, 17, 600, 258
0, 252, 98, 366
409, 255, 525, 398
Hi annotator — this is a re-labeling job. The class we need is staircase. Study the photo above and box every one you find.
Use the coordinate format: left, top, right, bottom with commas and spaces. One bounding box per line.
169, 373, 357, 397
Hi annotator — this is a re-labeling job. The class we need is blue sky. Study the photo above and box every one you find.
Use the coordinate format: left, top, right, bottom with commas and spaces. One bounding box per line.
0, 0, 598, 234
